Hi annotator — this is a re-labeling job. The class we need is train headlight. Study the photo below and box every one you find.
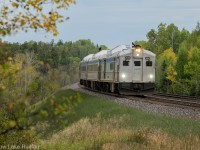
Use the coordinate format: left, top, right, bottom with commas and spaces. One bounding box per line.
122, 74, 126, 79
136, 54, 139, 56
149, 74, 154, 79
135, 48, 141, 52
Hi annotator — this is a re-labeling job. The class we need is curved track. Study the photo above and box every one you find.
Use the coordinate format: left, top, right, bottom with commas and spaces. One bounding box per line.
79, 84, 200, 110
144, 93, 200, 109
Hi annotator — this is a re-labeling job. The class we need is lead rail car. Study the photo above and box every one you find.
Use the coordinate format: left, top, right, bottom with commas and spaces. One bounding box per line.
79, 44, 156, 94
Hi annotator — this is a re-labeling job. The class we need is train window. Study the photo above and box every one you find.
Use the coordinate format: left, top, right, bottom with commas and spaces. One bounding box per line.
110, 62, 114, 70
91, 65, 94, 71
88, 65, 91, 71
88, 64, 98, 71
94, 64, 98, 71
146, 61, 152, 66
81, 66, 86, 71
134, 61, 141, 66
123, 61, 129, 66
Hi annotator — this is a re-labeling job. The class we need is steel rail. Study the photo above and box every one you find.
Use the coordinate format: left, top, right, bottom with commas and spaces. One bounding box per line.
79, 84, 200, 109
144, 94, 200, 109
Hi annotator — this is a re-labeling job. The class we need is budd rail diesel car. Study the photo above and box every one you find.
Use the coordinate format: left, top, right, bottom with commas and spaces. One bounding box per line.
79, 43, 156, 94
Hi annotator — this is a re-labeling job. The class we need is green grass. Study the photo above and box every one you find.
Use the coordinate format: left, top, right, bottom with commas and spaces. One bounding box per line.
29, 89, 200, 149
36, 89, 200, 139
3, 89, 200, 149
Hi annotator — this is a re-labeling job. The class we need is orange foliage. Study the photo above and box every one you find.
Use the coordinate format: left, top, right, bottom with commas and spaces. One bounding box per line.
50, 99, 55, 105
8, 101, 13, 110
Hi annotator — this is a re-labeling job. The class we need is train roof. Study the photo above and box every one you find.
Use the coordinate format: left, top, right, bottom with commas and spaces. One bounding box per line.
94, 50, 109, 59
81, 45, 155, 62
82, 54, 94, 61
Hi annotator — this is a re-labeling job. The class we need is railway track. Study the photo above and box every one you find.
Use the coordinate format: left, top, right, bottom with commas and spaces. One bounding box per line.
144, 93, 200, 109
78, 84, 200, 109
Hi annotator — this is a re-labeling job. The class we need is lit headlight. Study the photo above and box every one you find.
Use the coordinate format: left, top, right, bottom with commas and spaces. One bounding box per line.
122, 74, 126, 79
149, 74, 154, 79
135, 48, 141, 52
136, 54, 139, 56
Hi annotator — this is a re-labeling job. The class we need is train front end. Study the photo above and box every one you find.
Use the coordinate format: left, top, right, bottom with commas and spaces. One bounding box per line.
118, 44, 156, 93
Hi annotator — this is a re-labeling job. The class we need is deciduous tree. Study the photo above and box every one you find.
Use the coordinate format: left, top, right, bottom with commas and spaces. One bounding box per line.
0, 0, 76, 36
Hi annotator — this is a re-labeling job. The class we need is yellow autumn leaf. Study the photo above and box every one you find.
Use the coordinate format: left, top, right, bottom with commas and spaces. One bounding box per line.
3, 6, 8, 10
42, 14, 47, 19
0, 0, 76, 36
12, 2, 19, 8
20, 20, 26, 26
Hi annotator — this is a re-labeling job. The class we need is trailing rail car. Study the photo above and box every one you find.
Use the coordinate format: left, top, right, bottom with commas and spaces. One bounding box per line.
79, 44, 156, 94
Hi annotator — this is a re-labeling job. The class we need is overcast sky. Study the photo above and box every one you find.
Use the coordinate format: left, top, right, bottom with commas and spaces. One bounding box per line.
2, 0, 200, 48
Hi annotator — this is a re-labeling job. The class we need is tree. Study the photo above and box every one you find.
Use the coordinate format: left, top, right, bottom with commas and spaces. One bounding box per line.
175, 41, 188, 79
70, 39, 98, 60
146, 29, 157, 52
166, 23, 181, 53
156, 48, 177, 92
187, 22, 200, 48
156, 23, 171, 54
179, 28, 190, 44
0, 0, 76, 36
145, 23, 187, 55
99, 45, 108, 50
185, 47, 200, 95
0, 0, 82, 143
195, 21, 200, 35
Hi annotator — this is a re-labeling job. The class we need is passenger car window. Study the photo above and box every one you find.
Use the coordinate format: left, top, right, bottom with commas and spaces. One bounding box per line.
146, 61, 152, 66
110, 62, 114, 70
134, 61, 141, 66
82, 66, 86, 71
123, 61, 129, 66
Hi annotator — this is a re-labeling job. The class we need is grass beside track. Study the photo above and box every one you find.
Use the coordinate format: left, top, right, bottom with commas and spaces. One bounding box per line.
38, 89, 200, 149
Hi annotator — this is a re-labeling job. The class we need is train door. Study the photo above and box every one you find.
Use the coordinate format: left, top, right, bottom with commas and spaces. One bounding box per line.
104, 59, 106, 79
113, 58, 115, 81
117, 65, 119, 82
86, 62, 88, 80
133, 59, 143, 81
113, 57, 120, 82
98, 60, 101, 80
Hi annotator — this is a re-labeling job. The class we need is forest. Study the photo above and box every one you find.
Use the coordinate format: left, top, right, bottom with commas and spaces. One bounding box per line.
1, 22, 200, 145
0, 38, 106, 143
136, 22, 200, 96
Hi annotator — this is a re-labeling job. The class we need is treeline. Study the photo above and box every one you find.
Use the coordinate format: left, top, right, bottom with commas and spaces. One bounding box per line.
136, 22, 200, 96
0, 39, 107, 105
0, 39, 106, 143
1, 39, 106, 87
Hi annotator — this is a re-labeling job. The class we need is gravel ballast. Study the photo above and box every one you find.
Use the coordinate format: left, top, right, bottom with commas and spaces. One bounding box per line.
70, 83, 200, 120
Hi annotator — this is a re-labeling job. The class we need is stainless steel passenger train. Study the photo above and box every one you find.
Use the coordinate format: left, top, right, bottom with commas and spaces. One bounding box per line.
79, 44, 156, 94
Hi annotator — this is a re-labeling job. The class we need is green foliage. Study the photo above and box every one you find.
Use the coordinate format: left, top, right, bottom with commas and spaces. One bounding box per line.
99, 45, 108, 50
156, 48, 177, 92
27, 91, 81, 122
140, 23, 190, 55
138, 22, 200, 95
0, 130, 36, 146
0, 39, 99, 143
184, 47, 200, 95
176, 41, 188, 79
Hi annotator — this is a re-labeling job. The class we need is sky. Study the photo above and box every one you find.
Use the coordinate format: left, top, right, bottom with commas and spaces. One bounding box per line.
2, 0, 200, 48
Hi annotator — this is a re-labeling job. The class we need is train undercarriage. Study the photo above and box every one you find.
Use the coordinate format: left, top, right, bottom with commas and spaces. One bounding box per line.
80, 79, 154, 95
